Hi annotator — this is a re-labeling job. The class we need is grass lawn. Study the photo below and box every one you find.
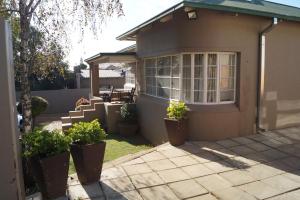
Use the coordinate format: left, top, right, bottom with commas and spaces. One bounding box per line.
69, 133, 153, 174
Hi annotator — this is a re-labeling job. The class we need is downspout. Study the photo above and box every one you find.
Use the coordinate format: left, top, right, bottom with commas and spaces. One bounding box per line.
256, 17, 278, 133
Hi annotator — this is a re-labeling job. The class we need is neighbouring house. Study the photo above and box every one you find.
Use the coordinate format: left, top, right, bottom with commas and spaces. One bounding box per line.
84, 0, 300, 145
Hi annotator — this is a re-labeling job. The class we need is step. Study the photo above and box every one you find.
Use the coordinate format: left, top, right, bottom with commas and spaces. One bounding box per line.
62, 123, 72, 132
80, 104, 93, 111
90, 98, 103, 106
69, 110, 83, 117
61, 116, 71, 124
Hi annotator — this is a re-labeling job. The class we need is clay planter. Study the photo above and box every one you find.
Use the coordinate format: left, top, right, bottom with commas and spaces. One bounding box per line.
30, 152, 70, 199
164, 118, 188, 146
118, 122, 138, 136
70, 141, 106, 185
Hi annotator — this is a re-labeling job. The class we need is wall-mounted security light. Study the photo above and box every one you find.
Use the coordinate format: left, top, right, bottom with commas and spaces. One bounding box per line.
187, 10, 197, 20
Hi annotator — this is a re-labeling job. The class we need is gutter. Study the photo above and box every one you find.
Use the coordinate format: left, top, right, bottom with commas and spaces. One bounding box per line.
256, 17, 278, 133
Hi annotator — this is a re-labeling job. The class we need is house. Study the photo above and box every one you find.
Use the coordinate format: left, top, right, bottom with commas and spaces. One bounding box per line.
85, 0, 300, 144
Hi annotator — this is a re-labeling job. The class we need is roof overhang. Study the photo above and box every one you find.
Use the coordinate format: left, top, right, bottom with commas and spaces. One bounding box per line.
117, 0, 300, 41
85, 52, 137, 65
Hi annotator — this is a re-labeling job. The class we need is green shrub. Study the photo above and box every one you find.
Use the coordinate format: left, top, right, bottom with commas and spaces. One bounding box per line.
17, 96, 48, 118
22, 129, 71, 159
67, 120, 106, 145
120, 103, 137, 123
167, 101, 188, 120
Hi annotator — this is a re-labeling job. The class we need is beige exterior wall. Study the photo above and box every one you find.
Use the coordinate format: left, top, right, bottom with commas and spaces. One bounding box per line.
134, 8, 300, 144
262, 21, 300, 130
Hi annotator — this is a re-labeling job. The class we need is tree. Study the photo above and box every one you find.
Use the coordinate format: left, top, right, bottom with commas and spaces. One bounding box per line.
0, 0, 123, 133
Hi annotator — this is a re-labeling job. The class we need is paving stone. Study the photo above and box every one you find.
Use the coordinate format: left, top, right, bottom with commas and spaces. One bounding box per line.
216, 139, 240, 148
101, 176, 135, 195
225, 156, 258, 169
177, 142, 203, 154
157, 168, 190, 183
246, 142, 271, 151
282, 170, 300, 183
279, 145, 300, 155
147, 159, 177, 171
246, 164, 283, 180
160, 148, 188, 158
203, 160, 234, 173
68, 182, 103, 200
239, 181, 284, 199
53, 196, 69, 200
130, 172, 164, 188
121, 158, 144, 166
182, 163, 214, 178
281, 157, 300, 170
266, 160, 294, 172
213, 187, 256, 200
268, 189, 300, 200
68, 174, 80, 186
187, 194, 218, 200
192, 141, 224, 150
229, 145, 256, 156
243, 152, 274, 163
168, 179, 208, 199
105, 190, 143, 200
261, 139, 285, 148
273, 136, 294, 145
122, 163, 152, 175
101, 167, 127, 180
140, 151, 166, 162
261, 149, 288, 160
206, 148, 237, 159
232, 137, 255, 145
219, 170, 256, 186
261, 174, 300, 193
195, 174, 232, 192
139, 185, 179, 200
191, 152, 221, 163
170, 155, 198, 167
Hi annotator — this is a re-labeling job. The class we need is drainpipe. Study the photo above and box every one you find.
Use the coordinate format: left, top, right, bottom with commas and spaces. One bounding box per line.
256, 17, 278, 133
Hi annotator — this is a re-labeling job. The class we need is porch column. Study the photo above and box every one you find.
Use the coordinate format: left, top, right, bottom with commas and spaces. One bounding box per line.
90, 63, 100, 97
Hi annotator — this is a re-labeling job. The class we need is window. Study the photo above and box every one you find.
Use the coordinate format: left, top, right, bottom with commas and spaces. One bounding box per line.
125, 69, 135, 85
144, 52, 237, 104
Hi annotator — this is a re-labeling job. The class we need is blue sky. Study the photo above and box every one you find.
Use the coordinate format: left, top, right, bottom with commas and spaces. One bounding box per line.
67, 0, 300, 66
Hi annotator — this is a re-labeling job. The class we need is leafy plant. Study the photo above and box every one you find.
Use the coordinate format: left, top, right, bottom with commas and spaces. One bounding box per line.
167, 101, 188, 120
22, 129, 71, 159
120, 103, 137, 123
67, 120, 107, 145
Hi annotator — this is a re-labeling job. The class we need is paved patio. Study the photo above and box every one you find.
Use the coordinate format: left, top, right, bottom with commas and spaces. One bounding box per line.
68, 127, 300, 200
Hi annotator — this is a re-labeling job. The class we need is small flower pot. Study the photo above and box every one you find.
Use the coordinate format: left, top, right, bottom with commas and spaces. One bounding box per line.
70, 141, 106, 185
164, 118, 188, 146
29, 152, 70, 199
118, 122, 138, 136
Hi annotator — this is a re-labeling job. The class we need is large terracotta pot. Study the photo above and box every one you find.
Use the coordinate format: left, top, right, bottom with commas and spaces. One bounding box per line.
164, 118, 188, 146
30, 152, 70, 199
70, 141, 106, 185
118, 122, 138, 136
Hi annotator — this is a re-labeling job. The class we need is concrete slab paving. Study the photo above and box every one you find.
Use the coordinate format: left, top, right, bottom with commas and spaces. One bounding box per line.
67, 127, 300, 200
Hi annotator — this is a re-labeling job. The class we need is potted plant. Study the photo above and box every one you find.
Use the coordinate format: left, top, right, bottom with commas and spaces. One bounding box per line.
22, 129, 70, 199
164, 101, 189, 146
67, 119, 107, 184
118, 103, 139, 136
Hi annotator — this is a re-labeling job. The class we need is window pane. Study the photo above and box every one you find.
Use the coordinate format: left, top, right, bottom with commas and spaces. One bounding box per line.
157, 57, 171, 76
194, 79, 204, 90
171, 78, 180, 89
194, 91, 204, 103
207, 91, 217, 103
220, 90, 235, 102
145, 68, 155, 76
157, 78, 170, 88
172, 56, 180, 77
208, 54, 217, 65
195, 66, 204, 79
207, 66, 217, 78
171, 89, 180, 100
220, 78, 234, 90
195, 54, 204, 66
145, 59, 156, 68
207, 79, 217, 90
158, 87, 170, 98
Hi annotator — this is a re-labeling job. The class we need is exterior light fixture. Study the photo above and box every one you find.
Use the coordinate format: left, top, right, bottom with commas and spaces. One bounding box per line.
187, 10, 197, 20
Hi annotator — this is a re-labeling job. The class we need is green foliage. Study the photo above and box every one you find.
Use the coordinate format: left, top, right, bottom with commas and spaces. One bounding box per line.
67, 120, 107, 145
17, 96, 48, 118
167, 101, 188, 120
120, 103, 137, 123
22, 129, 71, 159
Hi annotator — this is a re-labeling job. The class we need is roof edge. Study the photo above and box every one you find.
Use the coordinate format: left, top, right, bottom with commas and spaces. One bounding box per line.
85, 52, 136, 63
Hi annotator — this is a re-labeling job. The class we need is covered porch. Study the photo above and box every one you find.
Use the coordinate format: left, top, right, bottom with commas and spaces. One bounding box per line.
85, 52, 137, 98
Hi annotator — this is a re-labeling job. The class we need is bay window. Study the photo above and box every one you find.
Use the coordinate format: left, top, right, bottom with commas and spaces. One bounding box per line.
144, 52, 237, 104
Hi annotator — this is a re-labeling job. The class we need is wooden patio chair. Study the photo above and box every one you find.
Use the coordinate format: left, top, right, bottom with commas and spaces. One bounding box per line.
121, 87, 136, 103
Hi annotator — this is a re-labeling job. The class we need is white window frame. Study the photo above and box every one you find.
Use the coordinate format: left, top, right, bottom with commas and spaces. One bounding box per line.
143, 52, 237, 105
